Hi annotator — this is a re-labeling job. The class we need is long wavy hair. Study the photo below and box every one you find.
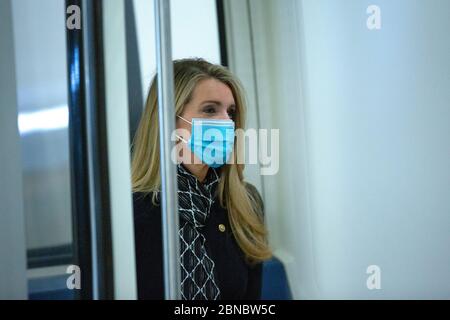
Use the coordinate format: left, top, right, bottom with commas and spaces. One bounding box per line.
131, 58, 271, 263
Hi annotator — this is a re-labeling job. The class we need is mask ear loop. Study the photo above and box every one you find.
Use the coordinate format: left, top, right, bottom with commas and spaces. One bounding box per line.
176, 115, 191, 143
176, 134, 188, 143
177, 115, 192, 125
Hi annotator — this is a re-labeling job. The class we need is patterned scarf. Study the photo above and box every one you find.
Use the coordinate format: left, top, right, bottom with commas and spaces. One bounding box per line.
177, 163, 221, 300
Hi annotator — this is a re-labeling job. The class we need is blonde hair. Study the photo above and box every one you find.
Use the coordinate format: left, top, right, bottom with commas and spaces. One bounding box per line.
131, 58, 271, 263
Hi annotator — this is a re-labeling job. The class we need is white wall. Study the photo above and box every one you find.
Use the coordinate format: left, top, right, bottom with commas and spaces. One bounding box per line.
297, 0, 450, 299
240, 0, 450, 299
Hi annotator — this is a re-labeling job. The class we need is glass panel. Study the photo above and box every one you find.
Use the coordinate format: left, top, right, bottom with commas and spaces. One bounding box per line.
11, 0, 74, 299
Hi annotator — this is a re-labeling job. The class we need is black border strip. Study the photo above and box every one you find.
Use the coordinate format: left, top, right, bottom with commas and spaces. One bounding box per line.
90, 0, 115, 300
216, 0, 229, 67
125, 0, 144, 143
65, 0, 93, 300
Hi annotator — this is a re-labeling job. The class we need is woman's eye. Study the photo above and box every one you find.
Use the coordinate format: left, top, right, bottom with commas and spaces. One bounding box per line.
203, 106, 216, 114
228, 109, 236, 119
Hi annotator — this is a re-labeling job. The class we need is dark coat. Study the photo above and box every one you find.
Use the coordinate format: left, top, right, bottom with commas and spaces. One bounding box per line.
133, 184, 263, 300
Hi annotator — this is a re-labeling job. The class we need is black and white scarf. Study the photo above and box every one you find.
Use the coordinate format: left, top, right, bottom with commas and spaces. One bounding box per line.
177, 163, 221, 300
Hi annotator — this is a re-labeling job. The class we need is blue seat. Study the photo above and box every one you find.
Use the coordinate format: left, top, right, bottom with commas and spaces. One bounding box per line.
29, 274, 74, 300
261, 257, 292, 300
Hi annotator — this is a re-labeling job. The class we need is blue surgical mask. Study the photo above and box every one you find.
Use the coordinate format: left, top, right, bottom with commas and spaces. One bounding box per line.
177, 116, 235, 168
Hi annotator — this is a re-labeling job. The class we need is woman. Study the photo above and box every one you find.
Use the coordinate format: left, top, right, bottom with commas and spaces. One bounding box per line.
131, 58, 271, 300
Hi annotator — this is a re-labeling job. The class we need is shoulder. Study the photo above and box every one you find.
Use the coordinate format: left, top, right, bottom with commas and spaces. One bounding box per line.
132, 192, 164, 299
132, 192, 160, 222
132, 192, 162, 252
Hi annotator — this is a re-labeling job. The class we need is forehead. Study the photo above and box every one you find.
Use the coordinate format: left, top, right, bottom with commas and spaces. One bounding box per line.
191, 78, 235, 105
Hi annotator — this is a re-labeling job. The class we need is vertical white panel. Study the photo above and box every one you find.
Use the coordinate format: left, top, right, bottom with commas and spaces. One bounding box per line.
0, 0, 28, 300
103, 0, 137, 300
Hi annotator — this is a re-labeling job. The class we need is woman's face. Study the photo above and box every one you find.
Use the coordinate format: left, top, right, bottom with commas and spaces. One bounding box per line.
178, 78, 236, 126
176, 78, 236, 165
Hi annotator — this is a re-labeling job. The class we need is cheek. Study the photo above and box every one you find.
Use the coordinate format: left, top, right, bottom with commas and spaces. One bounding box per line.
176, 119, 190, 132
175, 120, 192, 142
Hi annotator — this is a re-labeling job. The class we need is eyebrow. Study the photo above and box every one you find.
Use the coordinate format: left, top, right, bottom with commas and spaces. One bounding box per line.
200, 100, 236, 108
